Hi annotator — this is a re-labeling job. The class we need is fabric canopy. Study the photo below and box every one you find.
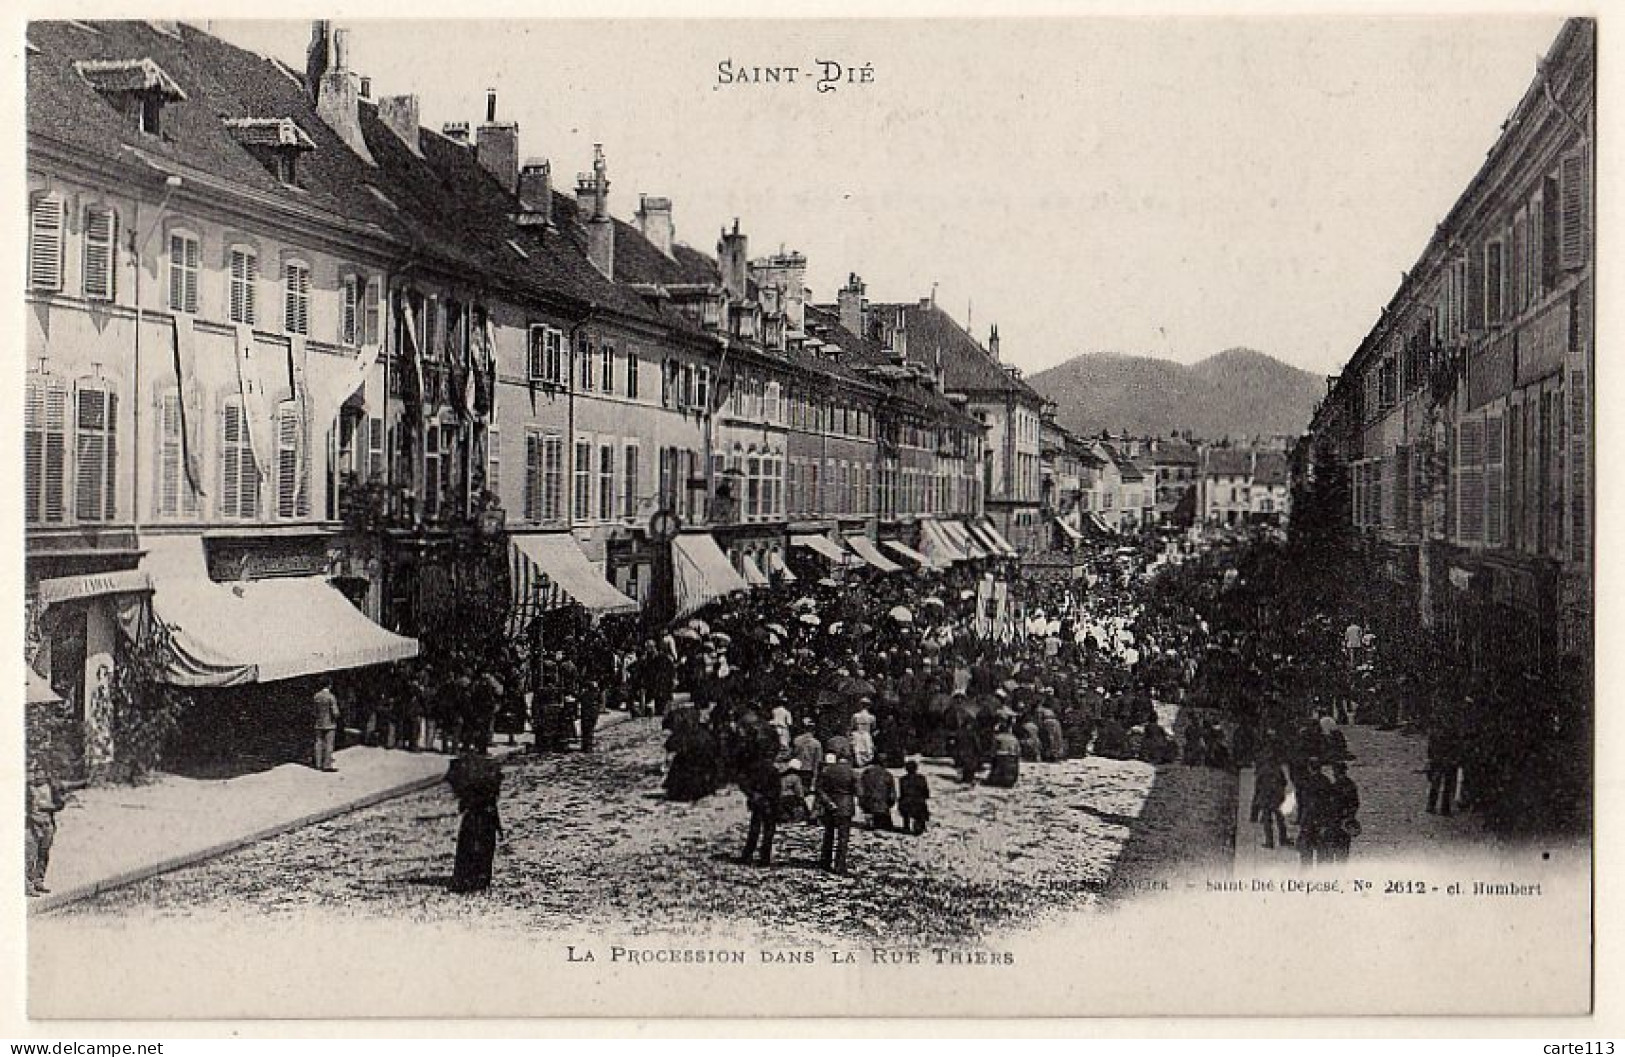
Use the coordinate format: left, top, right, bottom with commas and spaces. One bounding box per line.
917, 518, 966, 567
27, 668, 61, 705
510, 534, 637, 617
1054, 516, 1084, 542
883, 539, 932, 568
740, 552, 770, 588
944, 520, 988, 559
766, 550, 797, 582
846, 535, 903, 573
792, 534, 850, 565
673, 534, 752, 618
139, 536, 418, 688
976, 517, 1020, 557
1089, 513, 1118, 535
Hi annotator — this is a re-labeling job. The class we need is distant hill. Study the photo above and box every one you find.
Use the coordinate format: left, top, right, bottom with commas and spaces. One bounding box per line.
1028, 347, 1325, 440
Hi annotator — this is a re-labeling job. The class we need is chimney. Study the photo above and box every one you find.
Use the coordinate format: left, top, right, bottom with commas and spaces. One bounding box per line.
584, 145, 614, 278
838, 273, 866, 337
307, 22, 374, 165
894, 305, 908, 362
441, 121, 470, 145
988, 324, 1000, 362
517, 158, 553, 228
476, 89, 519, 195
635, 195, 675, 259
747, 250, 807, 333
717, 218, 748, 302
574, 144, 610, 221
377, 94, 422, 155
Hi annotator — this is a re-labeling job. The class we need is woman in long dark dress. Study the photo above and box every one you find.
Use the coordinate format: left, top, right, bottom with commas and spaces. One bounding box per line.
664, 722, 719, 802
447, 753, 503, 892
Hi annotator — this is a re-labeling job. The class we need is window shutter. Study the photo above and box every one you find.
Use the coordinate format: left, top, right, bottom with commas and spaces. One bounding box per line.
230, 249, 257, 324
1485, 240, 1504, 325
29, 193, 65, 292
1560, 149, 1588, 270
74, 387, 117, 522
170, 233, 200, 314
1568, 367, 1588, 563
1456, 417, 1485, 545
157, 391, 181, 518
1466, 251, 1485, 331
277, 405, 300, 518
83, 205, 117, 300
1542, 176, 1562, 290
341, 275, 359, 345
25, 378, 68, 524
1484, 410, 1505, 548
221, 403, 241, 518
284, 263, 311, 335
543, 434, 563, 521
486, 427, 501, 502
367, 416, 385, 480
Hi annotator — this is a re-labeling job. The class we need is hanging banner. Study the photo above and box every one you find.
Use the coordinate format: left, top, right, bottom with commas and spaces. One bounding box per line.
170, 312, 206, 495
398, 295, 424, 407
311, 342, 381, 440
288, 334, 312, 513
233, 323, 275, 481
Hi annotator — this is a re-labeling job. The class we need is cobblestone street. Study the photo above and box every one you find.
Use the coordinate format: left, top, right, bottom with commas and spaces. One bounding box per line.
53, 707, 1236, 946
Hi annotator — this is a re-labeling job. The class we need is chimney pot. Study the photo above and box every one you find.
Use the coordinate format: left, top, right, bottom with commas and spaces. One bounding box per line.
308, 21, 374, 165
635, 194, 675, 259
359, 75, 370, 99
518, 159, 554, 226
486, 89, 498, 123
378, 94, 422, 155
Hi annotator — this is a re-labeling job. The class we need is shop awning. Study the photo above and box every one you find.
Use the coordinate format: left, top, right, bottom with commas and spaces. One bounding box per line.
27, 668, 61, 705
846, 535, 903, 573
673, 534, 752, 617
1054, 517, 1084, 542
883, 540, 932, 568
977, 517, 1020, 556
510, 534, 638, 617
766, 550, 797, 582
38, 569, 154, 608
1089, 513, 1118, 536
740, 552, 770, 588
139, 537, 418, 688
944, 520, 988, 559
792, 534, 850, 565
917, 518, 966, 567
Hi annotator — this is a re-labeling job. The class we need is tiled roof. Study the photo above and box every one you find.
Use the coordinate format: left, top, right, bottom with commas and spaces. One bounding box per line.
1253, 451, 1289, 486
1150, 438, 1199, 465
223, 116, 315, 150
829, 300, 1042, 403
75, 56, 187, 98
1202, 449, 1250, 476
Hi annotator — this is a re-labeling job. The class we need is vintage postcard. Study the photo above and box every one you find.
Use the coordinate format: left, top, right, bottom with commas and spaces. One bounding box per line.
18, 10, 1596, 1022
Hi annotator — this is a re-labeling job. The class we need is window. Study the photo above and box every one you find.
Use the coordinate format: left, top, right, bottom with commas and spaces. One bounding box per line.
154, 390, 199, 519
228, 247, 257, 325
25, 375, 68, 525
625, 349, 640, 399
1559, 149, 1589, 271
74, 385, 118, 522
139, 93, 163, 136
601, 342, 615, 395
598, 443, 615, 521
524, 432, 565, 522
1484, 239, 1504, 326
746, 455, 761, 519
366, 417, 385, 481
341, 275, 360, 346
528, 325, 564, 384
283, 260, 311, 335
422, 424, 442, 519
219, 398, 260, 519
168, 232, 200, 314
577, 335, 594, 392
574, 440, 592, 521
28, 192, 65, 292
82, 205, 118, 301
623, 443, 640, 518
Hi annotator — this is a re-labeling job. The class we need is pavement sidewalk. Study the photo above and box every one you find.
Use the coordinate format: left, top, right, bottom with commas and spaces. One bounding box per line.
1233, 721, 1495, 873
30, 710, 635, 913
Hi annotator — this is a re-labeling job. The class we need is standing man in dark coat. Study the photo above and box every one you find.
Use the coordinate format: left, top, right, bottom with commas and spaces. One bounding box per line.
578, 683, 601, 753
447, 752, 503, 893
1295, 758, 1334, 868
1426, 715, 1460, 816
898, 759, 931, 835
858, 760, 898, 830
814, 752, 857, 874
739, 754, 781, 866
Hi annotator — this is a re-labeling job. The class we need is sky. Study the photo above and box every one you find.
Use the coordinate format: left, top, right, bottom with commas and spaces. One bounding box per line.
212, 16, 1569, 379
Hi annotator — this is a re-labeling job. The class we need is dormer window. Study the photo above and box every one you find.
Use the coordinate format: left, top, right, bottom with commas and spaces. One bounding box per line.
75, 58, 185, 137
224, 118, 316, 186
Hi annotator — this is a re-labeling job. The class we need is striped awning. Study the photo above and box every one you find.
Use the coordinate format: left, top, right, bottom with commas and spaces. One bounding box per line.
792, 534, 850, 565
977, 517, 1020, 556
766, 550, 798, 583
740, 552, 770, 587
510, 534, 637, 618
882, 540, 932, 568
917, 518, 966, 567
846, 535, 903, 573
1055, 516, 1084, 542
944, 520, 988, 559
673, 534, 751, 617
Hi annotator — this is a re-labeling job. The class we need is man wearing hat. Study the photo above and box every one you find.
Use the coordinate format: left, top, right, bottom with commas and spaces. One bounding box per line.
898, 758, 931, 835
779, 758, 811, 823
1320, 757, 1361, 862
738, 752, 782, 867
792, 718, 823, 784
577, 684, 600, 753
814, 751, 858, 874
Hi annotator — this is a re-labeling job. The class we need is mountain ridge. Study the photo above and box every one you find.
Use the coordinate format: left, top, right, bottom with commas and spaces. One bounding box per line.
1028, 347, 1324, 440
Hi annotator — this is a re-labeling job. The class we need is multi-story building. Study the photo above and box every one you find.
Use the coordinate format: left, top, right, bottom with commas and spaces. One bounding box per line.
1198, 447, 1254, 527
1147, 435, 1200, 525
1302, 17, 1592, 675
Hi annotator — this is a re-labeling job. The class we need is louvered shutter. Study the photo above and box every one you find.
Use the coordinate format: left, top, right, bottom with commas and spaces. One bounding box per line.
170, 233, 200, 314
1456, 417, 1485, 545
1568, 366, 1589, 564
230, 249, 257, 324
83, 206, 117, 301
284, 263, 310, 335
486, 427, 501, 503
25, 378, 68, 524
524, 434, 541, 521
1466, 251, 1485, 331
74, 387, 117, 522
277, 406, 301, 518
29, 193, 64, 292
1484, 410, 1505, 548
341, 275, 359, 345
157, 392, 181, 518
1542, 177, 1561, 290
220, 403, 241, 518
367, 417, 385, 480
1560, 149, 1589, 270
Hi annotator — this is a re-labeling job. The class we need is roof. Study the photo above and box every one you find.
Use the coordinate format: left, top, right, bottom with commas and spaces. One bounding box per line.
1150, 438, 1199, 465
223, 116, 315, 151
830, 299, 1043, 404
802, 304, 980, 428
1202, 449, 1250, 476
74, 56, 187, 98
1253, 452, 1289, 486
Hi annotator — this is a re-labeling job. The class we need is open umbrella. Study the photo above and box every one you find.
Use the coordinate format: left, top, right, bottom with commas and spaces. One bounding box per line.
673, 627, 701, 642
764, 622, 789, 638
921, 596, 946, 609
687, 618, 711, 636
799, 613, 822, 626
709, 631, 733, 645
889, 605, 914, 624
